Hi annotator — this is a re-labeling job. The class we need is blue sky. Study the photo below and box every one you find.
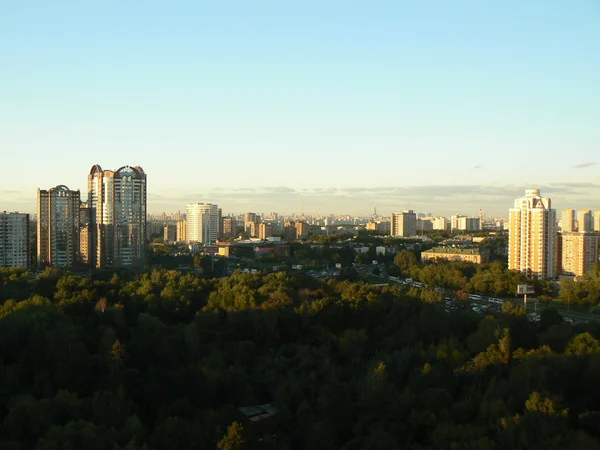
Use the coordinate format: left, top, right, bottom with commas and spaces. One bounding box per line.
1, 1, 599, 216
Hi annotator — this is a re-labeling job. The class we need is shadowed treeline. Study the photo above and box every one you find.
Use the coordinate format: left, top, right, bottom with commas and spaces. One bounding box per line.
1, 267, 600, 449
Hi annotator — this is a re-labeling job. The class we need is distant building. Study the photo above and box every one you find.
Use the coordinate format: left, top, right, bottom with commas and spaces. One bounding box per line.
259, 223, 273, 240
283, 221, 296, 241
508, 189, 556, 279
391, 211, 416, 237
221, 217, 237, 238
421, 247, 489, 264
451, 215, 481, 231
163, 225, 177, 243
176, 220, 187, 242
37, 185, 81, 268
0, 212, 30, 268
186, 203, 219, 243
432, 217, 449, 231
561, 208, 575, 232
558, 232, 599, 277
594, 210, 600, 232
577, 209, 593, 232
248, 221, 259, 238
366, 221, 378, 231
295, 221, 309, 240
417, 219, 433, 232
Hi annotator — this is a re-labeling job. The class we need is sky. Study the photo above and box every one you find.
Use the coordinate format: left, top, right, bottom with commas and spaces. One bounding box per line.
1, 1, 599, 217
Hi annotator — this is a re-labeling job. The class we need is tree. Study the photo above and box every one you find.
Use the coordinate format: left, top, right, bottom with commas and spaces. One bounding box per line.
393, 250, 418, 273
565, 332, 600, 356
218, 421, 245, 450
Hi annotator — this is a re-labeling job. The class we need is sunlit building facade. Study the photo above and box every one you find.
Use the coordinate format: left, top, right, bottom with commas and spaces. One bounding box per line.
37, 185, 81, 268
87, 165, 147, 268
508, 189, 556, 279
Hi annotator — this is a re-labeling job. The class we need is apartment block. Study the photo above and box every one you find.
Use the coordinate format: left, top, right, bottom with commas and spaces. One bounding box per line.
37, 185, 81, 268
391, 211, 417, 237
508, 189, 556, 279
0, 212, 30, 268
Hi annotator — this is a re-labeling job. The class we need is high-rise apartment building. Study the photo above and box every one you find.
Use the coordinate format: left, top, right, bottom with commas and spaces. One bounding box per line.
163, 225, 177, 243
577, 209, 593, 232
0, 212, 30, 268
508, 189, 556, 279
283, 221, 296, 241
176, 220, 187, 242
391, 211, 417, 237
558, 232, 599, 277
561, 208, 575, 232
450, 215, 481, 231
37, 185, 81, 268
295, 221, 310, 240
87, 164, 147, 268
259, 223, 273, 240
594, 210, 600, 232
432, 217, 449, 231
186, 203, 219, 243
221, 217, 237, 238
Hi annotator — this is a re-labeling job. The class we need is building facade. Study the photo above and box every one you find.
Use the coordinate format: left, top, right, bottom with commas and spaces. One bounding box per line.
508, 189, 556, 279
295, 221, 309, 240
0, 212, 30, 268
87, 164, 147, 268
176, 220, 187, 242
259, 223, 273, 240
558, 232, 599, 277
391, 211, 417, 237
221, 217, 237, 238
561, 208, 575, 232
421, 247, 488, 264
577, 209, 593, 232
163, 225, 177, 243
186, 203, 219, 243
37, 185, 81, 268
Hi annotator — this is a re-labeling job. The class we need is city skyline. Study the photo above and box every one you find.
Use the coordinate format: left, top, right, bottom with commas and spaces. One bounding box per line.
2, 174, 600, 218
2, 2, 599, 215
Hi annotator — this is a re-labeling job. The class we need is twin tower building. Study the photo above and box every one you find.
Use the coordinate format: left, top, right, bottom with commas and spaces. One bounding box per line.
37, 164, 147, 269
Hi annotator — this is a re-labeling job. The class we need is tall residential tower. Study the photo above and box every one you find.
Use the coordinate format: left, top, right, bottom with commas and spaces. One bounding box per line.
37, 185, 81, 268
508, 189, 556, 279
87, 165, 147, 268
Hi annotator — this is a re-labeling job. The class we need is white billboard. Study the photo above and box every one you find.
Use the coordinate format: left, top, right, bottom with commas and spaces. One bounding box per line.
517, 284, 535, 294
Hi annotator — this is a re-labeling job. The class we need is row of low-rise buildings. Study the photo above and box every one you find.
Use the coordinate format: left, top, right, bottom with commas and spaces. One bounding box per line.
508, 189, 599, 279
387, 210, 483, 237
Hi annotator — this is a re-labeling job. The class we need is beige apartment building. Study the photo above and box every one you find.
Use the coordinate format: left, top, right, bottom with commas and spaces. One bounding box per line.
508, 189, 556, 279
295, 221, 309, 240
176, 220, 187, 242
391, 210, 417, 237
259, 223, 273, 240
577, 209, 593, 232
558, 232, 599, 277
421, 247, 488, 264
561, 208, 575, 232
163, 225, 177, 243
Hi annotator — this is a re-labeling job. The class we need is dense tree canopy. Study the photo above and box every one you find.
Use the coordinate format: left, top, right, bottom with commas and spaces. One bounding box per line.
1, 267, 600, 449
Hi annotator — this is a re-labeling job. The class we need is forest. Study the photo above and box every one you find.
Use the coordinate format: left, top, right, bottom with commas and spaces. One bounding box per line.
2, 266, 600, 449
